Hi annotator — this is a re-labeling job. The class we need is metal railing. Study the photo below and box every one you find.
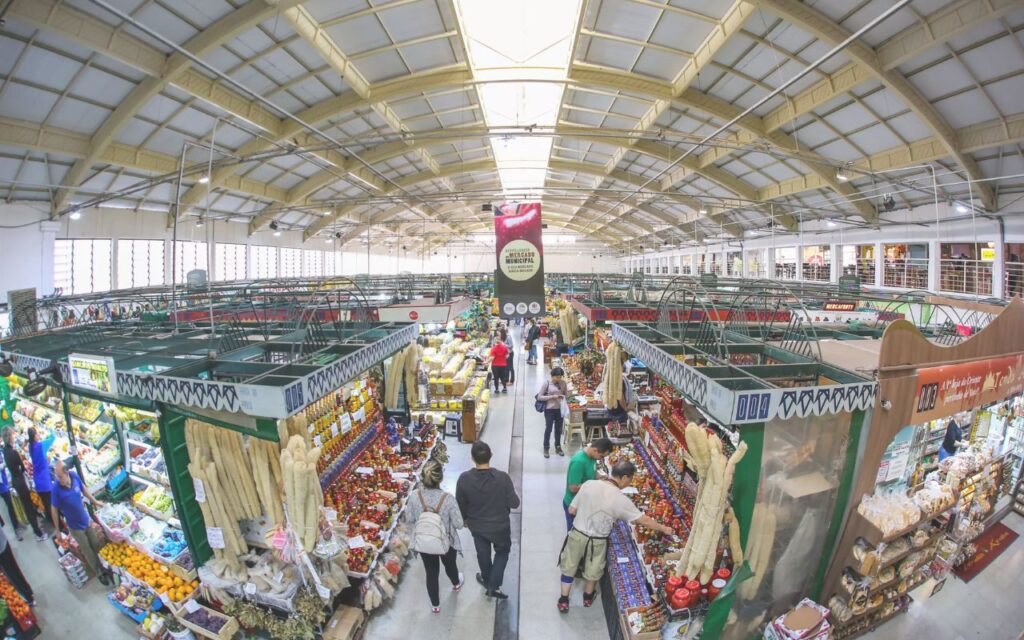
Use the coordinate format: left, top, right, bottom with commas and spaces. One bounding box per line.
883, 259, 929, 288
843, 259, 876, 285
939, 259, 993, 296
1004, 262, 1023, 298
801, 262, 831, 282
775, 263, 798, 280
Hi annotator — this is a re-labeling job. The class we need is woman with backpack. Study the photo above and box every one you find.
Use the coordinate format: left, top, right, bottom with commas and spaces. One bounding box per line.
406, 460, 465, 613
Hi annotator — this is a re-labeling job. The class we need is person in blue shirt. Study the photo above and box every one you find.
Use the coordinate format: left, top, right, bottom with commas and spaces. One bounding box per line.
50, 459, 110, 585
27, 428, 55, 521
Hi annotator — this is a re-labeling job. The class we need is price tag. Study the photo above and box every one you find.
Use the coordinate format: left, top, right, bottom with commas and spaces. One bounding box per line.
193, 478, 206, 503
206, 526, 225, 549
244, 582, 257, 596
308, 424, 314, 434
340, 414, 352, 433
347, 535, 367, 549
390, 472, 410, 480
324, 508, 338, 522
617, 557, 630, 564
183, 599, 200, 614
316, 583, 332, 600
331, 423, 339, 437
314, 435, 322, 448
159, 592, 172, 606
355, 466, 374, 475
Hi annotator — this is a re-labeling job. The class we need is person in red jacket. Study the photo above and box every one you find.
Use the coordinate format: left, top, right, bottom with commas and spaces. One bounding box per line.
487, 331, 510, 393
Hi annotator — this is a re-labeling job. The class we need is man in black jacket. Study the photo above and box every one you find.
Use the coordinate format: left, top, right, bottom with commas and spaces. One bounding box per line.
1, 428, 45, 541
455, 441, 520, 599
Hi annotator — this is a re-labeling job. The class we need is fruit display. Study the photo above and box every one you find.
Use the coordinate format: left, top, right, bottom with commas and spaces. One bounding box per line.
183, 606, 229, 634
140, 612, 168, 636
100, 542, 199, 602
0, 572, 35, 631
81, 420, 114, 446
69, 397, 102, 422
109, 584, 156, 620
83, 442, 120, 474
135, 484, 174, 517
150, 528, 189, 561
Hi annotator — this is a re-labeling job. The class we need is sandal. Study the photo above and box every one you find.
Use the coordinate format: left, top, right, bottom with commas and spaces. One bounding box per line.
583, 591, 597, 607
557, 596, 570, 613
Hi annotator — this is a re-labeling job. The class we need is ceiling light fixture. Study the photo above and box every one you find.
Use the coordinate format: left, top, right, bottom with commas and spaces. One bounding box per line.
69, 209, 82, 220
955, 203, 969, 213
195, 219, 204, 227
699, 204, 708, 215
198, 175, 210, 184
826, 220, 837, 228
836, 164, 851, 182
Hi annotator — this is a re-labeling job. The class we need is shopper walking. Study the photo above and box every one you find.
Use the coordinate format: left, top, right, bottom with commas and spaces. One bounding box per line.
503, 329, 516, 386
0, 527, 33, 605
563, 438, 614, 530
536, 367, 569, 458
1, 429, 45, 541
406, 460, 464, 614
525, 318, 541, 365
455, 441, 519, 600
486, 333, 510, 393
51, 460, 110, 585
557, 461, 673, 612
27, 428, 55, 519
0, 461, 19, 536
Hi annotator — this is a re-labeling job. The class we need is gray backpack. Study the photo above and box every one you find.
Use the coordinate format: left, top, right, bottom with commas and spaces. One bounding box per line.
413, 490, 450, 555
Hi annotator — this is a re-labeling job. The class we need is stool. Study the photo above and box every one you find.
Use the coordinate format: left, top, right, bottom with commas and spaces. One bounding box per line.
585, 423, 606, 443
563, 420, 585, 447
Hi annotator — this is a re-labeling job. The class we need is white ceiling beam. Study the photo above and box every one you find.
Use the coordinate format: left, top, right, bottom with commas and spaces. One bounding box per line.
0, 117, 287, 203
759, 0, 996, 210
7, 0, 295, 216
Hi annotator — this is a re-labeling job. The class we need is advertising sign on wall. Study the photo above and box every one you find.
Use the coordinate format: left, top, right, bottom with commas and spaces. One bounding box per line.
494, 203, 545, 318
912, 353, 1024, 422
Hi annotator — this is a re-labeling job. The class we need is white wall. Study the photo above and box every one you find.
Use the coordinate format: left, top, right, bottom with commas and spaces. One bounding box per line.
0, 203, 55, 298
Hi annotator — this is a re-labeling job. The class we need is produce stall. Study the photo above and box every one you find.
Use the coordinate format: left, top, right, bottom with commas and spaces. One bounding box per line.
603, 320, 878, 640
0, 303, 431, 639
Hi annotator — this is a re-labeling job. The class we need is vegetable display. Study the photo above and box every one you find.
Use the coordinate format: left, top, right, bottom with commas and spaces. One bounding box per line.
676, 423, 747, 583
601, 340, 625, 410
281, 435, 324, 551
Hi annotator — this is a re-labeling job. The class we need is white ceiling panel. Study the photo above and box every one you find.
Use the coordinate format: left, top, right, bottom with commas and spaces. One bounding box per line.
958, 36, 1024, 84
909, 58, 975, 100
377, 1, 446, 42
632, 49, 688, 82
984, 74, 1024, 115
581, 38, 642, 71
0, 83, 60, 123
353, 50, 407, 83
933, 89, 1000, 128
327, 15, 392, 55
594, 0, 660, 41
400, 39, 457, 74
47, 98, 112, 135
18, 47, 82, 93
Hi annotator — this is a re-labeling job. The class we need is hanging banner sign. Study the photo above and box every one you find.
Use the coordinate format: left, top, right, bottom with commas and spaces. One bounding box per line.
494, 202, 545, 318
67, 353, 117, 395
912, 353, 1024, 422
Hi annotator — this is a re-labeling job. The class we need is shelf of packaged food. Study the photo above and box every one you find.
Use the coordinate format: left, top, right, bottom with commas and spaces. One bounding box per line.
842, 574, 897, 599
862, 502, 957, 547
318, 419, 383, 489
834, 600, 911, 640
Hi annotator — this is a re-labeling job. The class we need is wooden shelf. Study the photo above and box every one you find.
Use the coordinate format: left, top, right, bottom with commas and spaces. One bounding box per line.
835, 601, 911, 640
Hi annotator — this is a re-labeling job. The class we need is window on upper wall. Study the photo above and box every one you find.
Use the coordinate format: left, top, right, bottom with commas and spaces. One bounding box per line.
252, 245, 278, 279
216, 243, 247, 281
54, 239, 113, 295
117, 240, 165, 289
172, 241, 208, 283
280, 248, 302, 278
325, 251, 344, 276
303, 250, 324, 278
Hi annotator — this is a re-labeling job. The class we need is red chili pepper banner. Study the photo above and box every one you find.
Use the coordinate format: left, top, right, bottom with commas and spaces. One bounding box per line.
912, 353, 1024, 422
494, 202, 545, 318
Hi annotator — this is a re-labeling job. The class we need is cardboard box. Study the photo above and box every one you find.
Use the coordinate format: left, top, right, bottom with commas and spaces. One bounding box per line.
323, 605, 365, 640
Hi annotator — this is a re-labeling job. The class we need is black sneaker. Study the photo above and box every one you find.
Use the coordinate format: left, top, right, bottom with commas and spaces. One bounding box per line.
488, 589, 509, 600
555, 447, 565, 456
543, 449, 550, 459
475, 573, 487, 588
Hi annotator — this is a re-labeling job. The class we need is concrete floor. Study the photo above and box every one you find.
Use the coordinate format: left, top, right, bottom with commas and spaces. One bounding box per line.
6, 331, 1024, 639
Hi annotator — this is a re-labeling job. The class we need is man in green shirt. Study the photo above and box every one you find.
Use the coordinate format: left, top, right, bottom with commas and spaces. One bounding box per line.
563, 438, 613, 529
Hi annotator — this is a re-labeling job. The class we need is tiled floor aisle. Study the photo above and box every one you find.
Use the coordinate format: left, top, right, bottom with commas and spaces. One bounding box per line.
6, 332, 1024, 639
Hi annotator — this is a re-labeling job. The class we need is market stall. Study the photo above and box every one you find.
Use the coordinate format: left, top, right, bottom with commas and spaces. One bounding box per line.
0, 307, 433, 639
821, 297, 1024, 639
601, 319, 878, 640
